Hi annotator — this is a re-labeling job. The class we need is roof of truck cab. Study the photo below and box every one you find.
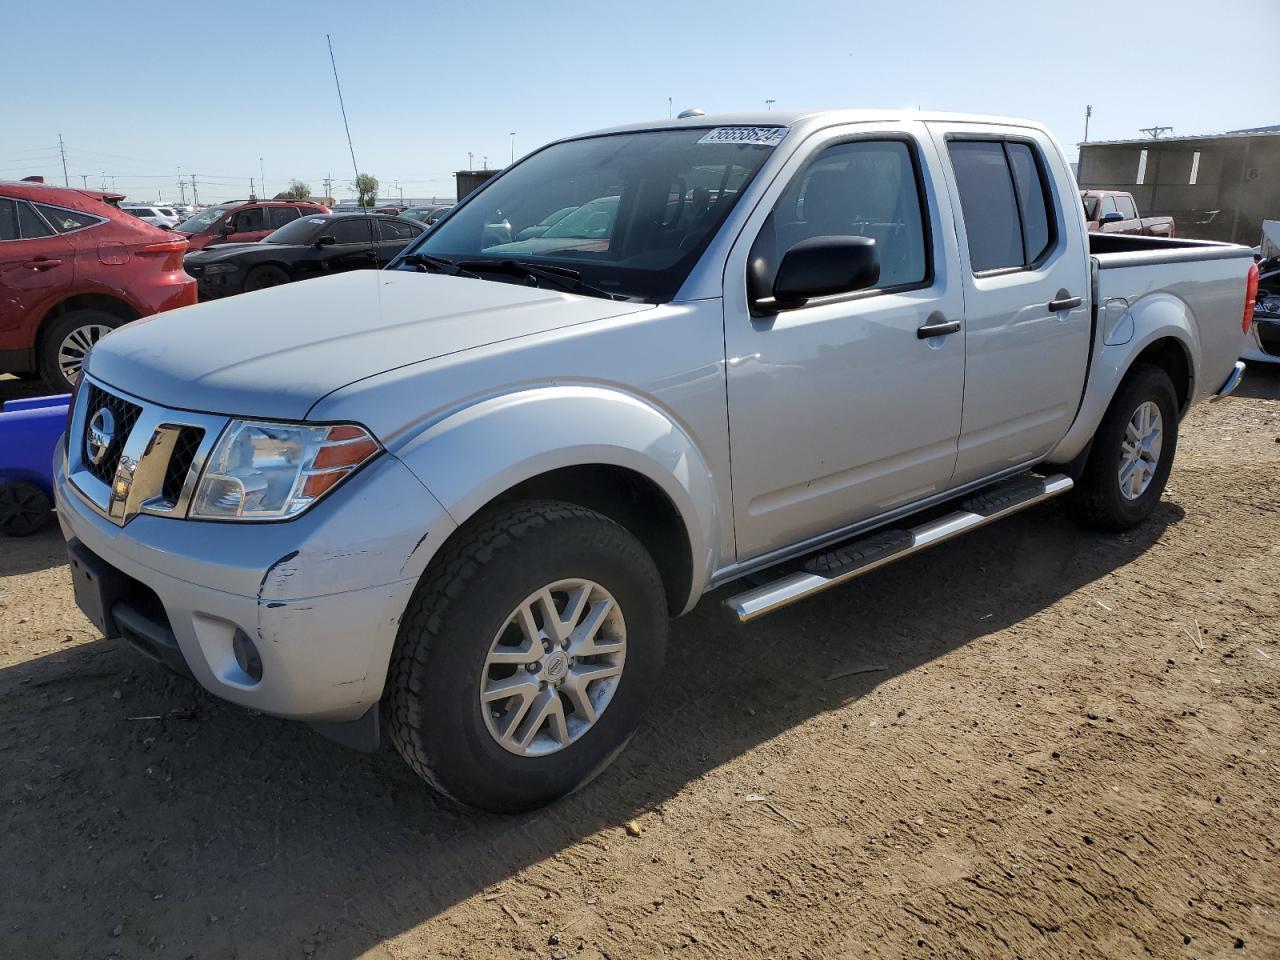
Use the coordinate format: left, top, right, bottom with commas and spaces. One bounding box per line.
571, 109, 1050, 140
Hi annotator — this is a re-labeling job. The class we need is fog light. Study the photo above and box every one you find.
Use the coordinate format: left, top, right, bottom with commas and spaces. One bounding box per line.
232, 629, 263, 682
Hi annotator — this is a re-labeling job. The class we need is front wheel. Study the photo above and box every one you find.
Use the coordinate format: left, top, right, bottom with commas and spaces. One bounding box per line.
1068, 363, 1179, 531
386, 501, 668, 812
38, 309, 125, 392
244, 264, 291, 292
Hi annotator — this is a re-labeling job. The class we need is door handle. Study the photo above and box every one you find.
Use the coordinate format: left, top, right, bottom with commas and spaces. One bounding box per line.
1048, 295, 1082, 312
24, 257, 63, 270
917, 319, 961, 339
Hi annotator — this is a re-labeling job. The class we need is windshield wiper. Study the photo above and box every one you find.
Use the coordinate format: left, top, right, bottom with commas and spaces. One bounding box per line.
400, 252, 479, 278
454, 259, 624, 300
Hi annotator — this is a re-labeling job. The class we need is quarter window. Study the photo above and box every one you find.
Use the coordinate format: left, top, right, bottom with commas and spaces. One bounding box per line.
17, 201, 53, 238
757, 139, 929, 294
34, 204, 101, 234
377, 219, 417, 242
948, 139, 1058, 273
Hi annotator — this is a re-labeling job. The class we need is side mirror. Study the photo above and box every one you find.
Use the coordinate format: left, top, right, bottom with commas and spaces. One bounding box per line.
315, 235, 336, 247
1100, 211, 1125, 224
770, 236, 880, 308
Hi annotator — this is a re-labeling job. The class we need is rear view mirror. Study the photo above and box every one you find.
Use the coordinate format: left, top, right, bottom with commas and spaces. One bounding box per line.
316, 235, 336, 247
771, 236, 880, 307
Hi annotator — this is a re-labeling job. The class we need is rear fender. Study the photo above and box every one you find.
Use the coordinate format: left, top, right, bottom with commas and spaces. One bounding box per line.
1048, 291, 1198, 464
391, 385, 721, 613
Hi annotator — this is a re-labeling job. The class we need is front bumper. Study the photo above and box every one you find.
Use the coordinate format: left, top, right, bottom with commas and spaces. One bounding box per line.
54, 443, 456, 721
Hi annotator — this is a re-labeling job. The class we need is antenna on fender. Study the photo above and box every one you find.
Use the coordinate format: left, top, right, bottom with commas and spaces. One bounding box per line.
326, 34, 381, 287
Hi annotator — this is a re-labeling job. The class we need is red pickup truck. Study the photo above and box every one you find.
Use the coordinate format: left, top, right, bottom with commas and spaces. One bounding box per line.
1081, 190, 1175, 238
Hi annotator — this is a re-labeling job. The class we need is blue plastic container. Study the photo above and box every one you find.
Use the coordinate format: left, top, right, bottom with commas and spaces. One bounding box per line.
0, 393, 70, 535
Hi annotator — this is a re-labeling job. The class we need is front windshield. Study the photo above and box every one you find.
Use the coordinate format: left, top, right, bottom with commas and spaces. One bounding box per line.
264, 216, 329, 244
177, 206, 230, 233
1082, 195, 1099, 220
402, 127, 782, 302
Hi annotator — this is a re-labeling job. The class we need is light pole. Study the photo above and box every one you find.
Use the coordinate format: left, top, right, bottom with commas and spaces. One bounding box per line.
668, 96, 672, 118
765, 98, 776, 111
509, 131, 515, 164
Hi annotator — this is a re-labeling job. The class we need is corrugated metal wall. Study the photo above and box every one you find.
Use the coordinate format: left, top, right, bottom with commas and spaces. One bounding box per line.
1078, 136, 1280, 245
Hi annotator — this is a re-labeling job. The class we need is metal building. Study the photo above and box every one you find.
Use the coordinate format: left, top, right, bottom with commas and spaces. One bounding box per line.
455, 169, 500, 202
1077, 126, 1280, 245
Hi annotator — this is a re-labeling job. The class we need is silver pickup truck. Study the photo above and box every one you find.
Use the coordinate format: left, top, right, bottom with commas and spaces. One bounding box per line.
54, 110, 1256, 812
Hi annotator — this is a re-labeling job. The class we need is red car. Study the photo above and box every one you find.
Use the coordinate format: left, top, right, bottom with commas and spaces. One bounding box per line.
0, 181, 196, 392
174, 199, 330, 251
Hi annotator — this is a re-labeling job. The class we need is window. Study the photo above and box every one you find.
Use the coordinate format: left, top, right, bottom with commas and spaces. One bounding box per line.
377, 219, 417, 242
948, 139, 1057, 273
34, 204, 101, 234
761, 139, 929, 292
0, 199, 18, 240
231, 208, 265, 232
1005, 143, 1052, 263
1099, 195, 1119, 217
17, 202, 53, 238
268, 206, 301, 229
1114, 195, 1138, 220
331, 218, 376, 244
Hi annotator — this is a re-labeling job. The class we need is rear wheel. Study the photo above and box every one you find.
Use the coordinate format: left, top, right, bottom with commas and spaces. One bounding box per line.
1068, 363, 1179, 531
38, 309, 125, 393
386, 501, 668, 812
244, 265, 291, 292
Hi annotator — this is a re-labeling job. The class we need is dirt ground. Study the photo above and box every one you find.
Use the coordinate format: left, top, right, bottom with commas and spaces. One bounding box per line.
2, 368, 1278, 960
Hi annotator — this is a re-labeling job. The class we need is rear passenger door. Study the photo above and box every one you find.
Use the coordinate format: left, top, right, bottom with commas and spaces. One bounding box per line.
374, 218, 421, 263
723, 123, 967, 560
0, 197, 74, 352
1113, 194, 1141, 233
929, 124, 1091, 486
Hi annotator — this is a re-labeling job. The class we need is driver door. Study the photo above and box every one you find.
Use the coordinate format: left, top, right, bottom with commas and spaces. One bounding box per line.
722, 123, 967, 560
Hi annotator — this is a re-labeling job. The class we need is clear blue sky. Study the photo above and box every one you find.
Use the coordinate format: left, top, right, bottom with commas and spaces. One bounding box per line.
3, 0, 1276, 204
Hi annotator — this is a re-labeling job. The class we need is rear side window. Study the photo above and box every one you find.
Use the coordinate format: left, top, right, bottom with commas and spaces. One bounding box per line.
0, 199, 17, 241
17, 201, 54, 238
231, 208, 265, 232
377, 219, 417, 242
1115, 195, 1138, 220
35, 204, 102, 234
331, 218, 376, 244
268, 206, 301, 228
1099, 196, 1119, 217
948, 139, 1057, 273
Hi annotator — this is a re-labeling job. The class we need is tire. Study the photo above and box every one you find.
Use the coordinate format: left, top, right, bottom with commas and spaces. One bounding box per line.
38, 309, 125, 393
244, 265, 291, 292
1068, 363, 1179, 531
0, 482, 52, 536
386, 500, 668, 813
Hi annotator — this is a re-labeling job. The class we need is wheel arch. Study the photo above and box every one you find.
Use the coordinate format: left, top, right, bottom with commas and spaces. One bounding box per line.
36, 293, 139, 353
393, 385, 723, 615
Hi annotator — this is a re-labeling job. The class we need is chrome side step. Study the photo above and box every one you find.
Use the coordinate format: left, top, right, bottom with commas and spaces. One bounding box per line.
724, 473, 1074, 623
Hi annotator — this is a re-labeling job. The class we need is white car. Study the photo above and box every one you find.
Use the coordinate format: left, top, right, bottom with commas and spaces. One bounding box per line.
121, 205, 180, 229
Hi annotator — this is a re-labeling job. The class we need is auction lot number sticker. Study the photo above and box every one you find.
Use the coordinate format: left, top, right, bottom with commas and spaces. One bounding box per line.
697, 127, 788, 146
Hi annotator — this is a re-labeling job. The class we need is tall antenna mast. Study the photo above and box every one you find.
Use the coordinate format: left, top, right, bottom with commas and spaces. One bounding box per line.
326, 35, 379, 271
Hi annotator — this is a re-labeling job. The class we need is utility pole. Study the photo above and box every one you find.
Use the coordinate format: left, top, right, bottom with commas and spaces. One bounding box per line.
57, 133, 69, 187
482, 155, 488, 170
177, 164, 187, 205
668, 96, 672, 118
249, 177, 256, 200
79, 174, 89, 189
259, 157, 265, 199
765, 99, 776, 111
1082, 104, 1092, 143
191, 175, 199, 206
323, 174, 332, 203
1139, 125, 1173, 139
468, 151, 474, 170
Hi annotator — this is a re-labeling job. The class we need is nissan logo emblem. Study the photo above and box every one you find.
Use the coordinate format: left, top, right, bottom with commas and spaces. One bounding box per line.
86, 407, 116, 465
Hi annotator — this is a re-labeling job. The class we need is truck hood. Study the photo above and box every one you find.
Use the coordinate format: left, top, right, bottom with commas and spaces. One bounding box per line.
87, 270, 652, 421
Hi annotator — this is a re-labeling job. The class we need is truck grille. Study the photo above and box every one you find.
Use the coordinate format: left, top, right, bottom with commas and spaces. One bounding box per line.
162, 427, 205, 503
69, 379, 224, 526
82, 384, 142, 485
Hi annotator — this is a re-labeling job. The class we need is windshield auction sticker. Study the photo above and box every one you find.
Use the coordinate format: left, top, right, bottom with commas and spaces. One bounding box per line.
697, 127, 788, 147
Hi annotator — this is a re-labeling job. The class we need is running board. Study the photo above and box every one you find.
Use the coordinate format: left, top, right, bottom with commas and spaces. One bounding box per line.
724, 474, 1074, 623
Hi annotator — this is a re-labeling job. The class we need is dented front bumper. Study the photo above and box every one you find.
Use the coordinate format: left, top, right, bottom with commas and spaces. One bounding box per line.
54, 443, 456, 722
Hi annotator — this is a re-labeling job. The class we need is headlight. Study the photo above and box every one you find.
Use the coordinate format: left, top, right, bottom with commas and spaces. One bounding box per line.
190, 420, 380, 521
201, 263, 239, 275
